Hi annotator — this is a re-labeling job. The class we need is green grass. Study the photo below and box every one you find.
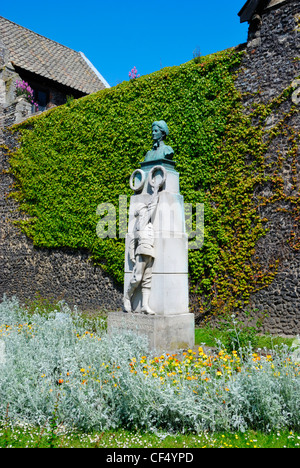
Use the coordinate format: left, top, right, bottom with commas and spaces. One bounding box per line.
1, 425, 299, 448
195, 326, 295, 350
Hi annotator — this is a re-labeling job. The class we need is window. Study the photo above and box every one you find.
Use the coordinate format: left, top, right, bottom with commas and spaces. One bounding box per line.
32, 88, 49, 112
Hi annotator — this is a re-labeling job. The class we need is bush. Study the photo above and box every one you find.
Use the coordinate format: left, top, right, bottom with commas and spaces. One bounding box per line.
215, 311, 267, 353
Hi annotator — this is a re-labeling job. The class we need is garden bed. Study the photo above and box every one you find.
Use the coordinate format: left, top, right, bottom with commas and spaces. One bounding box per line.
0, 296, 299, 439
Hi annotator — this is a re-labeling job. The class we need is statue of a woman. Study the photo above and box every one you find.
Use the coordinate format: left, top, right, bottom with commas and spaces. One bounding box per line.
144, 120, 174, 162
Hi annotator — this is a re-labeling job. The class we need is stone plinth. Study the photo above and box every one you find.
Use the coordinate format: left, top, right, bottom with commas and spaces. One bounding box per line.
107, 312, 195, 352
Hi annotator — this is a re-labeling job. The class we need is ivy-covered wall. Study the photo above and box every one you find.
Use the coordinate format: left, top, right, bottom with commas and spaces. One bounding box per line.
0, 0, 299, 334
0, 130, 123, 311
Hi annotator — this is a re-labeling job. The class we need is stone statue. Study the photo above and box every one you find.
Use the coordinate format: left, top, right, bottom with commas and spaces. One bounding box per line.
123, 184, 160, 314
109, 119, 195, 351
144, 120, 174, 162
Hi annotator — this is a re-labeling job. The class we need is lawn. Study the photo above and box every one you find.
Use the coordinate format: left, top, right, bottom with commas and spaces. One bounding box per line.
195, 324, 295, 351
1, 425, 299, 448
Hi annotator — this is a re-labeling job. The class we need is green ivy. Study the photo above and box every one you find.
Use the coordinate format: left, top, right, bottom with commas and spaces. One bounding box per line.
8, 50, 299, 318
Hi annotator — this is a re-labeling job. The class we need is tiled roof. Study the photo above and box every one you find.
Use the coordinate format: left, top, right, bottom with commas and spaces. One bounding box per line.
0, 16, 109, 94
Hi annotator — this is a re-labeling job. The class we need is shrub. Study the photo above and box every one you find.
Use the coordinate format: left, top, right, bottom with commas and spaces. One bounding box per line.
0, 297, 299, 433
215, 311, 267, 353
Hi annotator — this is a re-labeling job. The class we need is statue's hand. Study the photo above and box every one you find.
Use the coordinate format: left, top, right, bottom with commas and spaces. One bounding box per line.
152, 184, 160, 195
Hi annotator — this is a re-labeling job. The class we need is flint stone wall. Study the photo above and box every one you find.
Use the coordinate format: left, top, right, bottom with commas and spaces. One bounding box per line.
234, 0, 300, 334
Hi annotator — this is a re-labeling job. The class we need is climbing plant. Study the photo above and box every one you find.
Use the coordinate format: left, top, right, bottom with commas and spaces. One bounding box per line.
8, 49, 299, 318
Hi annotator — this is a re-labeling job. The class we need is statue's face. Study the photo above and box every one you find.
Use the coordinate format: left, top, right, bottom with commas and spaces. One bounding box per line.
152, 125, 163, 142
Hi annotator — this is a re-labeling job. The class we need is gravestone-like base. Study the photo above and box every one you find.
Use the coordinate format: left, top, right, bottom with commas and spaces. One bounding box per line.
107, 312, 195, 353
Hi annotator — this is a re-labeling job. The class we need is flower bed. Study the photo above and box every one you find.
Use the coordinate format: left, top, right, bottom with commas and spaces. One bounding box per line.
0, 297, 299, 433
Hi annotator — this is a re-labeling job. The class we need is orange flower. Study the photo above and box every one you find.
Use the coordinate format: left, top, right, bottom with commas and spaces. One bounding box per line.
58, 379, 64, 384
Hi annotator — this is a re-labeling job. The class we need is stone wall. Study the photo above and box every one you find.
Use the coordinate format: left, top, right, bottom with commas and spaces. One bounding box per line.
237, 0, 299, 104
234, 0, 300, 334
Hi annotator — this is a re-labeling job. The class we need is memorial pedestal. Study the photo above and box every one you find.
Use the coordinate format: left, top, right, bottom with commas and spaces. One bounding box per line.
107, 312, 195, 353
109, 126, 195, 352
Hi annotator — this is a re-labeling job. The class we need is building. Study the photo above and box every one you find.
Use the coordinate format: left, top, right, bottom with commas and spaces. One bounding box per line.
238, 0, 288, 23
238, 0, 297, 47
0, 16, 110, 127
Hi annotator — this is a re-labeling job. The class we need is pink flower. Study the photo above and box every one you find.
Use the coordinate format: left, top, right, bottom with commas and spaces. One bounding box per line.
129, 66, 140, 80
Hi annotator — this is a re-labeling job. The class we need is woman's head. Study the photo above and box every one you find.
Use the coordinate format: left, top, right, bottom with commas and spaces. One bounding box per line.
152, 120, 169, 141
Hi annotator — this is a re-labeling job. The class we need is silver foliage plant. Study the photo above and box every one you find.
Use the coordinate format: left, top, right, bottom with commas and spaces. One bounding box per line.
0, 296, 299, 433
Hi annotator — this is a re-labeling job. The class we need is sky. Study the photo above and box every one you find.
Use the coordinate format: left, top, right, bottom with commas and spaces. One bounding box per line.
1, 0, 249, 88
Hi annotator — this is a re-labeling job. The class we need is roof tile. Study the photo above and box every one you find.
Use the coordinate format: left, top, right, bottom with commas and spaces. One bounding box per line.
0, 16, 109, 94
